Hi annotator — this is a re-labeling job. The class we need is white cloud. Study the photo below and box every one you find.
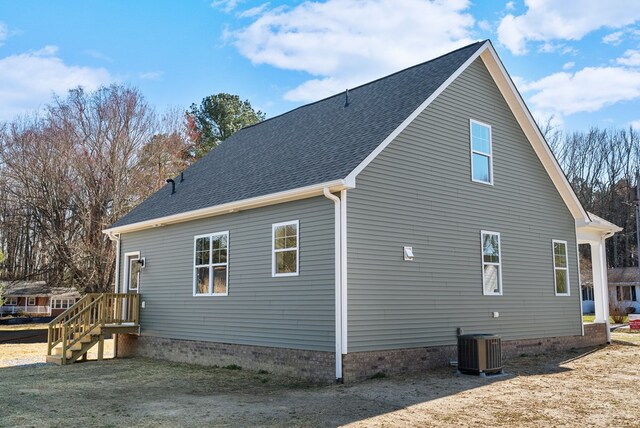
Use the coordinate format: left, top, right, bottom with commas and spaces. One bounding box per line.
602, 30, 624, 45
84, 49, 113, 62
238, 3, 270, 18
497, 0, 640, 55
630, 120, 640, 130
616, 49, 640, 67
477, 20, 491, 32
229, 0, 476, 102
0, 22, 7, 46
519, 66, 640, 117
211, 0, 243, 13
138, 71, 164, 80
0, 46, 112, 121
562, 61, 575, 70
505, 1, 515, 11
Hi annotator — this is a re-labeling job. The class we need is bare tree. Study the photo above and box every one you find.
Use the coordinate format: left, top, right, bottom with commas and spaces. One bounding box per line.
0, 85, 189, 291
545, 125, 640, 267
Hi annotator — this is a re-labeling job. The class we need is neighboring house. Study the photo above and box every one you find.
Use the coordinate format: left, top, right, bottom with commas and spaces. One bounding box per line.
582, 267, 640, 314
103, 40, 620, 383
1, 281, 81, 317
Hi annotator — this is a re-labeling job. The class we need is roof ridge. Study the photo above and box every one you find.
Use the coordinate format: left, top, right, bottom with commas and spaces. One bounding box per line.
239, 40, 486, 133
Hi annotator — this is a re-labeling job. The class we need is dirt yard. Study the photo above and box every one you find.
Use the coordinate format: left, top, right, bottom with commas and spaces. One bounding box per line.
1, 332, 639, 427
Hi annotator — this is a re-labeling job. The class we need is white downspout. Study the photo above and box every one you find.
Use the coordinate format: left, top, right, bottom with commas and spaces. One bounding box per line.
323, 187, 342, 382
340, 190, 348, 354
108, 232, 121, 293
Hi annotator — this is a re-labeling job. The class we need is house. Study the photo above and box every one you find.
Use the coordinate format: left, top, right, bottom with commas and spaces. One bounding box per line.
102, 40, 621, 383
1, 281, 81, 317
582, 267, 640, 314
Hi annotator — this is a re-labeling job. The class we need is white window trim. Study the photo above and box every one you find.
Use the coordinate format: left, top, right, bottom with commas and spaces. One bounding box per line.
27, 296, 36, 306
470, 119, 494, 186
123, 251, 141, 293
481, 230, 503, 296
272, 220, 300, 277
52, 298, 74, 309
193, 231, 229, 297
552, 239, 570, 296
7, 297, 17, 306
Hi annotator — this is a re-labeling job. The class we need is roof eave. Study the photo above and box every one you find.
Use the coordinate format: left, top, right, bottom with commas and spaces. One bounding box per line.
103, 179, 353, 235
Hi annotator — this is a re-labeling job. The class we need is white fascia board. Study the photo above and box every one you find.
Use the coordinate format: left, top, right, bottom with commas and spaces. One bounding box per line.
479, 43, 589, 222
345, 41, 490, 183
103, 179, 351, 235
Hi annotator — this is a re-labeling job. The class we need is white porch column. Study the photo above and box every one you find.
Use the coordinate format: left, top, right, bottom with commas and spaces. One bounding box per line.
577, 213, 621, 345
590, 238, 609, 324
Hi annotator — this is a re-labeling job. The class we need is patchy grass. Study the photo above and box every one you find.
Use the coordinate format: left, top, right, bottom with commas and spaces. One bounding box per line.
582, 314, 629, 324
0, 340, 115, 367
0, 323, 50, 331
1, 333, 639, 427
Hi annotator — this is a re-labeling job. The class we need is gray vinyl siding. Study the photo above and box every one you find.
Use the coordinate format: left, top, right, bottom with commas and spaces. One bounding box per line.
347, 58, 582, 352
119, 196, 335, 352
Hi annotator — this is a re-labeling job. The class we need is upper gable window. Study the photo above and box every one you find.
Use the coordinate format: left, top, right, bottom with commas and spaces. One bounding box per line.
470, 120, 493, 185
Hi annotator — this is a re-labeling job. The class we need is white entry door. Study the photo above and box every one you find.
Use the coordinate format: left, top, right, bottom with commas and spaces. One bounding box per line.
124, 252, 141, 294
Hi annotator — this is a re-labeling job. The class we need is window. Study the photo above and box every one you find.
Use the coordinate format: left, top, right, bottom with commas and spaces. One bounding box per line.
53, 299, 74, 309
581, 285, 594, 301
617, 286, 637, 302
272, 220, 299, 277
7, 297, 17, 306
470, 120, 493, 185
27, 297, 36, 306
553, 240, 570, 295
193, 231, 229, 296
481, 231, 502, 295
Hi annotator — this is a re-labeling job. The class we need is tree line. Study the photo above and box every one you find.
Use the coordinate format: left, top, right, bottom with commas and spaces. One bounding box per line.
544, 124, 640, 268
0, 86, 263, 291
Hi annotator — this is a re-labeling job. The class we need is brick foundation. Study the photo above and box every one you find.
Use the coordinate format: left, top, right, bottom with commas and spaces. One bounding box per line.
117, 323, 607, 383
342, 323, 608, 382
116, 334, 336, 383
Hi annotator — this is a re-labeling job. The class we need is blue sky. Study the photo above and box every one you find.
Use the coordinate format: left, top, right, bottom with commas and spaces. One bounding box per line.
1, 0, 640, 132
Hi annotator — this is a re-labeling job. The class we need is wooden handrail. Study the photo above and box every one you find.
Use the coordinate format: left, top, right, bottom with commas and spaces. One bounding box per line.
47, 293, 139, 357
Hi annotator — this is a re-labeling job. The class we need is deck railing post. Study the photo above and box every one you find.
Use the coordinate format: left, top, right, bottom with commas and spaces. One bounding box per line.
62, 324, 68, 365
47, 324, 52, 356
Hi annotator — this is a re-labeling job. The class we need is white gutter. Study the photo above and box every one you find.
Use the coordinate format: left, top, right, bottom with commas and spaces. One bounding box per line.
323, 187, 343, 382
103, 179, 350, 235
107, 232, 121, 293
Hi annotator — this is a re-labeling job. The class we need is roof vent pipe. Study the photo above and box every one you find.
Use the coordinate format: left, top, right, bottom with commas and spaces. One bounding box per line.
166, 179, 176, 195
344, 89, 349, 107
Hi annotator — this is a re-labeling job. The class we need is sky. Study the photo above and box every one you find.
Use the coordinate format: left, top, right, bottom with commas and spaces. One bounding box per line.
1, 0, 640, 132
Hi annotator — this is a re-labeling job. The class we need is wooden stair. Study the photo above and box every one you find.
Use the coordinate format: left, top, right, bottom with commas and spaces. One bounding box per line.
46, 293, 139, 365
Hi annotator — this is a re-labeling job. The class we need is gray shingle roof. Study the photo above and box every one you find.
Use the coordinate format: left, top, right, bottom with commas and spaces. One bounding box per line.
112, 41, 485, 228
2, 281, 81, 298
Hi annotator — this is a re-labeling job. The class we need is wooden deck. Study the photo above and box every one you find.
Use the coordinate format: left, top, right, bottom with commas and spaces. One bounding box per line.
46, 293, 139, 365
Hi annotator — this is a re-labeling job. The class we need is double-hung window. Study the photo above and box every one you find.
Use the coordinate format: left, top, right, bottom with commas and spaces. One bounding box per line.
27, 297, 36, 306
7, 297, 17, 306
581, 286, 594, 301
194, 231, 229, 296
552, 240, 569, 295
617, 286, 637, 302
272, 220, 299, 277
481, 231, 502, 295
470, 120, 493, 185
